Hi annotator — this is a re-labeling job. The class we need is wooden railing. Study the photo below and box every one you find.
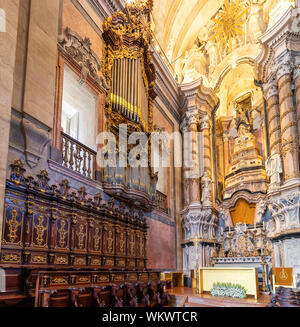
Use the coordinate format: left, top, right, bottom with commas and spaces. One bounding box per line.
156, 190, 168, 214
61, 132, 96, 179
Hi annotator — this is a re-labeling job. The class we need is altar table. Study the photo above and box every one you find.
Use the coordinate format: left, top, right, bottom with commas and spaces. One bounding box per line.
197, 267, 259, 299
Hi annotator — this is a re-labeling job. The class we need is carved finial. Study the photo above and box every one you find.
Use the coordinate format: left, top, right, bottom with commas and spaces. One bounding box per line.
36, 170, 50, 191
94, 193, 103, 208
77, 187, 87, 204
59, 179, 70, 198
10, 160, 26, 185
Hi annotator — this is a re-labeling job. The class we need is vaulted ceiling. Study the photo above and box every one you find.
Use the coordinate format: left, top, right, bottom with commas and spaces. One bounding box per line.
152, 0, 225, 65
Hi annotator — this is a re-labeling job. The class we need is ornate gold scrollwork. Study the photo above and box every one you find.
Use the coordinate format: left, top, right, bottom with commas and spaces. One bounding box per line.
58, 220, 68, 248
7, 209, 21, 243
34, 215, 47, 247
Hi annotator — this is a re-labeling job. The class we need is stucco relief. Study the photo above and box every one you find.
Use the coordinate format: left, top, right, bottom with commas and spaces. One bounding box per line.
182, 208, 218, 241
267, 193, 300, 238
58, 27, 108, 90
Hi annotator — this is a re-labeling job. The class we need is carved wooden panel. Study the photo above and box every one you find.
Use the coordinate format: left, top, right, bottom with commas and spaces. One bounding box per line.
71, 213, 88, 253
102, 224, 115, 255
2, 194, 26, 248
1, 161, 148, 271
31, 209, 50, 249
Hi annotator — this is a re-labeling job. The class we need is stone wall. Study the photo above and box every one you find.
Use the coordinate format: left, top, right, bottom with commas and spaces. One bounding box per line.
0, 0, 20, 249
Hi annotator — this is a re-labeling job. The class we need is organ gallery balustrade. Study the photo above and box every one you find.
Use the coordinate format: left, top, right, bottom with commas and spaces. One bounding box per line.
61, 132, 97, 180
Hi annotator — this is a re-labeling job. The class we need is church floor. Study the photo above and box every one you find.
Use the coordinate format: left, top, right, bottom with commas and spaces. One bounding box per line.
168, 287, 271, 307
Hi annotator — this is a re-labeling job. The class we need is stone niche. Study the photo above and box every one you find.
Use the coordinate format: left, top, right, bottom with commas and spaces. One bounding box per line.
223, 93, 268, 199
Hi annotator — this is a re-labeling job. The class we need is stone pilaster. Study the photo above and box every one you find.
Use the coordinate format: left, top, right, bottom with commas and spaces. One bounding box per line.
263, 79, 281, 154
23, 0, 60, 128
276, 55, 299, 181
0, 0, 20, 249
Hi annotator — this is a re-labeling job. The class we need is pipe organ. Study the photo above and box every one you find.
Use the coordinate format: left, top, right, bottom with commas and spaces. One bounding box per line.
103, 1, 156, 133
102, 1, 158, 210
111, 58, 148, 130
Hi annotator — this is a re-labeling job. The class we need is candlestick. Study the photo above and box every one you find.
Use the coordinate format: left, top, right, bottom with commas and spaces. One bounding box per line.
253, 230, 259, 257
227, 232, 233, 257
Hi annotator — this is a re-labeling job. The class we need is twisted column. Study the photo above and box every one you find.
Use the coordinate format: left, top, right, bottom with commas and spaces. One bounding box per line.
186, 110, 201, 204
264, 79, 281, 154
276, 58, 299, 181
293, 65, 300, 145
181, 123, 191, 207
200, 115, 212, 178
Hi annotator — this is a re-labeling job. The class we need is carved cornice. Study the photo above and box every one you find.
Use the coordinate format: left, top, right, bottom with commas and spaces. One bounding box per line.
180, 78, 219, 123
255, 6, 300, 82
58, 27, 108, 91
88, 0, 125, 19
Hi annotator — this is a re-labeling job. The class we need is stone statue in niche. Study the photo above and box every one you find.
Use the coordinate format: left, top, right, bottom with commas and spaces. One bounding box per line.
255, 198, 267, 224
201, 172, 212, 206
266, 150, 283, 191
181, 39, 208, 84
237, 124, 251, 137
235, 96, 252, 131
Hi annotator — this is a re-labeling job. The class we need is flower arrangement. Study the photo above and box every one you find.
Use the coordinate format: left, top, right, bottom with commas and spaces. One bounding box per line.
210, 282, 247, 299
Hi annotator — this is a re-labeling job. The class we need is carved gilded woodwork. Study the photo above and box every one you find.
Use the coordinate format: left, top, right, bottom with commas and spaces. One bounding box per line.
1, 160, 147, 270
101, 1, 157, 208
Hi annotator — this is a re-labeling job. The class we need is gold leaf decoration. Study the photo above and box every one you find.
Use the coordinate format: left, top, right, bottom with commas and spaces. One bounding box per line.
209, 0, 249, 53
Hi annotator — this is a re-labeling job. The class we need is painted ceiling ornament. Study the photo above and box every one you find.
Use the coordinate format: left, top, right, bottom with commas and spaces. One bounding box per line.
209, 0, 249, 53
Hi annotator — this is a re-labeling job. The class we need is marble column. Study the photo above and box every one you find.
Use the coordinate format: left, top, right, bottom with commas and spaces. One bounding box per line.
264, 78, 281, 154
186, 110, 201, 204
276, 57, 299, 181
181, 123, 191, 207
219, 117, 232, 176
200, 115, 212, 181
0, 0, 20, 249
293, 65, 300, 146
223, 132, 230, 175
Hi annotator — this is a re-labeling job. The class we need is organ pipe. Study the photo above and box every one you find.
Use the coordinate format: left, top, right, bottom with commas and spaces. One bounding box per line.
111, 57, 148, 129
